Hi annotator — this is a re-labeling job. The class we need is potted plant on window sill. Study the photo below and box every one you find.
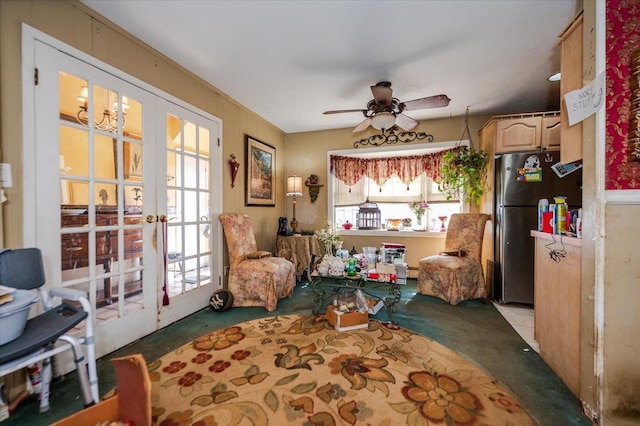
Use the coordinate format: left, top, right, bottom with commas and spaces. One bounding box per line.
437, 145, 489, 207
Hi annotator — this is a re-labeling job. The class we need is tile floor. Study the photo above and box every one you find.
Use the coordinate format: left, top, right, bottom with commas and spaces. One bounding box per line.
493, 302, 539, 353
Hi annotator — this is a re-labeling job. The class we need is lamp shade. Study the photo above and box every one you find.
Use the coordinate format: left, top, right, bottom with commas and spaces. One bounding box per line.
286, 176, 303, 196
371, 112, 396, 130
77, 86, 89, 102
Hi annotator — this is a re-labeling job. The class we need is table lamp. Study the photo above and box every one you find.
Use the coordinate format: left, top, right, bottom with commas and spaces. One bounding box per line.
286, 175, 303, 233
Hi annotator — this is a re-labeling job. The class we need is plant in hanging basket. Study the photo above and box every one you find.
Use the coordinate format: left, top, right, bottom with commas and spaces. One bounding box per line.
437, 145, 489, 206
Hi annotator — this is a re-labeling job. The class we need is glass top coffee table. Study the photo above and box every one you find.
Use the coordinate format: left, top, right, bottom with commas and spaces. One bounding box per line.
310, 271, 402, 324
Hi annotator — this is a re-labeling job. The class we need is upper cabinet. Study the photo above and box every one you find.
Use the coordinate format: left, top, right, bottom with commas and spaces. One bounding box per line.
495, 116, 541, 152
488, 112, 561, 154
558, 11, 584, 164
542, 115, 562, 151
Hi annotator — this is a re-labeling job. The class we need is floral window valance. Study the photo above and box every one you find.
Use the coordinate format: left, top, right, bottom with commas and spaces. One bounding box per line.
330, 149, 453, 188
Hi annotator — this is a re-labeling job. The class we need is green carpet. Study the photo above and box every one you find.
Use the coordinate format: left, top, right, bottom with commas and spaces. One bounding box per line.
7, 279, 592, 425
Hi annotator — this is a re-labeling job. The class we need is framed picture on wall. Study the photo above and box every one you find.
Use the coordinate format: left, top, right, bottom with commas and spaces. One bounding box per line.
124, 141, 143, 181
245, 135, 275, 206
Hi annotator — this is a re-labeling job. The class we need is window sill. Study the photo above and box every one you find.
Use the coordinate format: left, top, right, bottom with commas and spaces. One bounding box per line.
338, 230, 446, 238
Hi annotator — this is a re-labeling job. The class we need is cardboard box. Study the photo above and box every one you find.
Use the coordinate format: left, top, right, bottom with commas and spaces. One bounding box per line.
376, 263, 396, 274
394, 263, 408, 278
380, 244, 406, 264
52, 354, 151, 426
326, 305, 369, 332
51, 395, 119, 426
367, 298, 384, 315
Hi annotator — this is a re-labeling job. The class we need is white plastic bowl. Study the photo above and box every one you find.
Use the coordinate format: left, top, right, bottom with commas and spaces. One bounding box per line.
0, 289, 38, 345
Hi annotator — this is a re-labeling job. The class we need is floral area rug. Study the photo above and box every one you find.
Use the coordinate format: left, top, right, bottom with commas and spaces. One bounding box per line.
148, 314, 535, 425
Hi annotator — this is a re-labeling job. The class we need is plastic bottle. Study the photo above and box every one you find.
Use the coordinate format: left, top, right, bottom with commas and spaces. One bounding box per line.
576, 208, 582, 238
538, 199, 549, 231
554, 196, 567, 234
27, 363, 42, 399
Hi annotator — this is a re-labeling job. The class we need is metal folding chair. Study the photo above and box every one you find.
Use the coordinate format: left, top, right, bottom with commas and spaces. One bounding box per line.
0, 248, 98, 412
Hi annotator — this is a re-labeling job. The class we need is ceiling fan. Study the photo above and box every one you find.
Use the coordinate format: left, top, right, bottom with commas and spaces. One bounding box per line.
323, 81, 450, 133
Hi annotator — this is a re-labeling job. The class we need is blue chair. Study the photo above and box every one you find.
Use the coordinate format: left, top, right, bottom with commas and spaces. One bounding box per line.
0, 248, 98, 412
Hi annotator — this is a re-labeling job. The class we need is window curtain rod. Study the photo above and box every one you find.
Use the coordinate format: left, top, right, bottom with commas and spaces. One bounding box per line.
330, 149, 455, 188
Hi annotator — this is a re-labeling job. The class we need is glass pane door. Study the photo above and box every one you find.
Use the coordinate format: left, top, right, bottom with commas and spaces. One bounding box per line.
59, 72, 146, 317
159, 108, 220, 328
40, 51, 158, 357
30, 38, 221, 359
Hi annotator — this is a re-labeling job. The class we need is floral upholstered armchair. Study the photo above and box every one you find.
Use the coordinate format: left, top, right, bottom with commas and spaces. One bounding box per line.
418, 213, 490, 305
219, 213, 295, 312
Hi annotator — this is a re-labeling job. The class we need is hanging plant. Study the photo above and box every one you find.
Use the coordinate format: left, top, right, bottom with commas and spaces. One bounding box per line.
437, 145, 489, 206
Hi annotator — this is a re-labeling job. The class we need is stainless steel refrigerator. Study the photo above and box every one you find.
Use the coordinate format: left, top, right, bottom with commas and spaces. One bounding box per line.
494, 151, 582, 304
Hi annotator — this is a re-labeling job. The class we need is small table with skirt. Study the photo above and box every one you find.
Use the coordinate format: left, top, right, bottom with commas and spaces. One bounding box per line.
276, 234, 322, 281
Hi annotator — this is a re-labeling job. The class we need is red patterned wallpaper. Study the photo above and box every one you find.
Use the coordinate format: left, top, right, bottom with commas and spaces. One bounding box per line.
606, 0, 640, 189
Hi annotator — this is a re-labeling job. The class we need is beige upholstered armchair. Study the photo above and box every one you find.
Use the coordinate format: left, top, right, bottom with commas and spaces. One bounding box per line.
418, 213, 490, 305
219, 213, 295, 312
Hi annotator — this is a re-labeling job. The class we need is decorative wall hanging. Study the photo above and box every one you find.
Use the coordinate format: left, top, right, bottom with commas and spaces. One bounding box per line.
353, 126, 434, 148
229, 153, 240, 188
305, 174, 323, 203
245, 135, 275, 206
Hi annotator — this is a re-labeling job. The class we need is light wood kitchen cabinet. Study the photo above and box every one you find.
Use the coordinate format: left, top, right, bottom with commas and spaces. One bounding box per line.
491, 112, 560, 153
541, 115, 562, 150
559, 11, 583, 164
495, 116, 540, 152
531, 230, 581, 396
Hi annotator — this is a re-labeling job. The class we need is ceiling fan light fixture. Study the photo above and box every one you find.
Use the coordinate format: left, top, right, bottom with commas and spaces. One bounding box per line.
371, 112, 396, 130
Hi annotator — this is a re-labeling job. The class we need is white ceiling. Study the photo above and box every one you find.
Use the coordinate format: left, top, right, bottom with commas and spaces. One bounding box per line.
81, 0, 581, 134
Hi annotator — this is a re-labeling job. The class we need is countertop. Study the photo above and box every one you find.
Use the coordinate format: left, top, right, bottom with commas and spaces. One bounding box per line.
530, 230, 582, 247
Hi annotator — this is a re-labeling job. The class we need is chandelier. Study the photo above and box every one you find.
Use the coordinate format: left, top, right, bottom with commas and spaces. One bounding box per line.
76, 86, 129, 133
353, 126, 434, 148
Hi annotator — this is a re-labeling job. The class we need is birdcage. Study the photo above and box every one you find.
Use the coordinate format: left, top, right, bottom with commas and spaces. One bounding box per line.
357, 198, 381, 230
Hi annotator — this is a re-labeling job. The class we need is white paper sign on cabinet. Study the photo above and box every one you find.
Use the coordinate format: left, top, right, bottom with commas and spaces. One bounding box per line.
564, 72, 605, 126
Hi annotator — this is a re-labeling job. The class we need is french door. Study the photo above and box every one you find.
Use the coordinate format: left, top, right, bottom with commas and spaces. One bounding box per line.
157, 102, 222, 328
25, 34, 222, 361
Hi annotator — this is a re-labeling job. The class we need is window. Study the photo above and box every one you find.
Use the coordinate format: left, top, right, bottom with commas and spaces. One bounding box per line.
329, 141, 467, 232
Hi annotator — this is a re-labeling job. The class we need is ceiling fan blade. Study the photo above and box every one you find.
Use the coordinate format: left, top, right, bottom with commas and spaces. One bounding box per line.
371, 84, 393, 106
323, 109, 367, 115
402, 94, 451, 111
352, 118, 372, 133
395, 114, 419, 131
